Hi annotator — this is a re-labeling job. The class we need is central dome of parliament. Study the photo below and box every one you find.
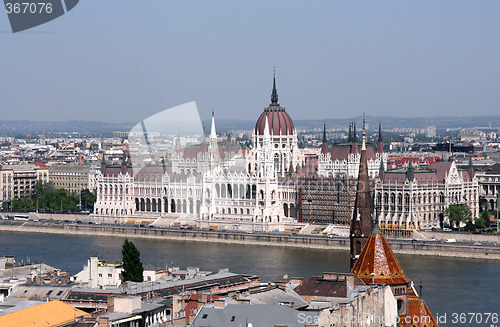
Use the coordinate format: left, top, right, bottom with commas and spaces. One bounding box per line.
255, 75, 294, 136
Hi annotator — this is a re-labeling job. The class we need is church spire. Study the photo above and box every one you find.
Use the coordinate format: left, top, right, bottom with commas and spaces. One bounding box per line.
321, 122, 329, 155
351, 121, 359, 154
379, 158, 385, 180
271, 68, 279, 105
350, 113, 373, 269
377, 122, 384, 154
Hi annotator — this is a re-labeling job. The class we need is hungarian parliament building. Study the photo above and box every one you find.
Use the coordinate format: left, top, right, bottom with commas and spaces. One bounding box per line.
93, 76, 478, 233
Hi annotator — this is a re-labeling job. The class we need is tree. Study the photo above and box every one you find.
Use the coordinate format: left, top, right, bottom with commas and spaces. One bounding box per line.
444, 204, 472, 229
121, 239, 143, 282
478, 211, 491, 228
5, 181, 95, 213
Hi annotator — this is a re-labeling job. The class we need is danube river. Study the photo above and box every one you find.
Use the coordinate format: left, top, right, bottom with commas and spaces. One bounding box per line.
1, 231, 499, 327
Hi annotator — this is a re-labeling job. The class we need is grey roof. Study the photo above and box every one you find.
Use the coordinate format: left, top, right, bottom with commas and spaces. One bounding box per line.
100, 312, 138, 321
8, 285, 73, 300
0, 298, 44, 316
239, 286, 309, 309
0, 263, 58, 279
190, 304, 319, 327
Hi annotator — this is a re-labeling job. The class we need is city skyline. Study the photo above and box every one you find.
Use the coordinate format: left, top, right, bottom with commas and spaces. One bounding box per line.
1, 1, 500, 123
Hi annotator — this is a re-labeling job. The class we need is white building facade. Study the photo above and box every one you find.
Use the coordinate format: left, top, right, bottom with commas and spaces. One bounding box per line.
93, 76, 303, 231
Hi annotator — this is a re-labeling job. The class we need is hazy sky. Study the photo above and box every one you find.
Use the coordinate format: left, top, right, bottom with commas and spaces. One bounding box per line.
1, 1, 500, 123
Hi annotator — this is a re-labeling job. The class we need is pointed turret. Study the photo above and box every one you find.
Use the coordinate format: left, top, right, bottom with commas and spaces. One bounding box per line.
350, 115, 373, 268
210, 111, 217, 139
100, 152, 106, 175
361, 117, 366, 151
379, 159, 385, 180
406, 158, 415, 182
320, 123, 329, 155
376, 123, 384, 154
351, 122, 359, 154
353, 122, 357, 143
175, 130, 181, 153
225, 133, 233, 154
271, 68, 279, 105
263, 115, 271, 140
467, 157, 475, 180
348, 122, 352, 143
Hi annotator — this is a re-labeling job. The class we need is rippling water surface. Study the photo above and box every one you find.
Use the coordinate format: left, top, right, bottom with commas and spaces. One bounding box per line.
1, 231, 498, 326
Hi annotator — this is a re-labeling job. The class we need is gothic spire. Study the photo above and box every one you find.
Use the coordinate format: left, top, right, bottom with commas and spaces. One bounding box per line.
361, 114, 366, 151
271, 68, 279, 105
348, 122, 352, 143
210, 111, 217, 139
377, 122, 384, 154
350, 114, 373, 269
322, 122, 327, 143
406, 158, 415, 182
468, 156, 475, 179
321, 122, 329, 155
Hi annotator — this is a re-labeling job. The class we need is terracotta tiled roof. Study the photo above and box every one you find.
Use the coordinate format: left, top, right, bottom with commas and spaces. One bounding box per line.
401, 290, 439, 326
0, 300, 89, 327
351, 225, 410, 286
32, 161, 48, 168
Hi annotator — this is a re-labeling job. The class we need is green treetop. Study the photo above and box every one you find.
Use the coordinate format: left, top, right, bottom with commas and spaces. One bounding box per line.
121, 238, 144, 282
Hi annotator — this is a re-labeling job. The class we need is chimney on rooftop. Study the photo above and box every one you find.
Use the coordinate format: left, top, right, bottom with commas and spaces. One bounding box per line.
213, 299, 226, 308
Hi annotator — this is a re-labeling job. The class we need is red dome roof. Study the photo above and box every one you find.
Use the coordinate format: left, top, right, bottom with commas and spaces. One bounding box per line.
255, 106, 294, 136
255, 73, 295, 136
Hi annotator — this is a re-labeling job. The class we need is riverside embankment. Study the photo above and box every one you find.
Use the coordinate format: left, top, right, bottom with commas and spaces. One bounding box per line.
1, 220, 499, 260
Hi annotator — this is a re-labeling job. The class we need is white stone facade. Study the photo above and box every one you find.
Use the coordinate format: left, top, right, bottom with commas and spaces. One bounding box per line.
374, 161, 479, 230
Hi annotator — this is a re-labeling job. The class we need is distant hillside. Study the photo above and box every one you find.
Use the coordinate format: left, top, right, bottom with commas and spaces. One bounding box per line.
0, 120, 135, 137
208, 115, 500, 132
1, 115, 499, 137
